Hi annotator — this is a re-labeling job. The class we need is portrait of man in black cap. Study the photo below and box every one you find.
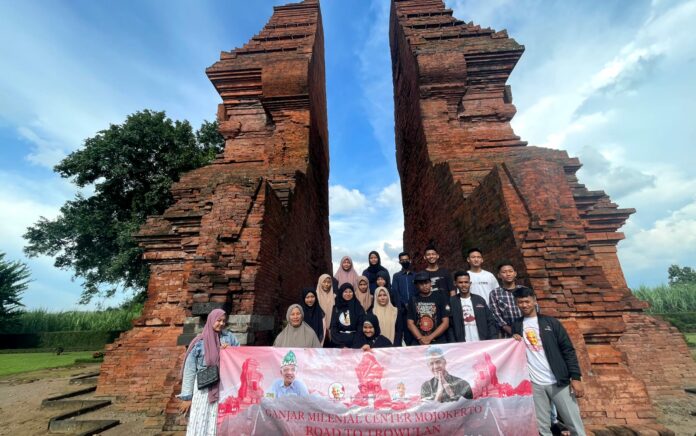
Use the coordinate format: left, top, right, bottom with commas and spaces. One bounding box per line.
420, 346, 472, 402
406, 271, 451, 345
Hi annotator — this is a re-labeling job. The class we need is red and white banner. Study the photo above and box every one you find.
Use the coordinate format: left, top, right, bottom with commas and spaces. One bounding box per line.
217, 339, 537, 435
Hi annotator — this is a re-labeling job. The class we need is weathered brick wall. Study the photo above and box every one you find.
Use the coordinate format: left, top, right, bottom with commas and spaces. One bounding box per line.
97, 1, 331, 430
390, 0, 696, 432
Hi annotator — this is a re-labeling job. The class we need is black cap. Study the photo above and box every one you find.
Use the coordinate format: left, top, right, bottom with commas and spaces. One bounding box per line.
414, 272, 430, 283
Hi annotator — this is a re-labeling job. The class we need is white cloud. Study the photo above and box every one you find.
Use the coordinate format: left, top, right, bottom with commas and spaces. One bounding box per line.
376, 182, 401, 206
619, 199, 696, 281
329, 185, 369, 215
329, 183, 404, 278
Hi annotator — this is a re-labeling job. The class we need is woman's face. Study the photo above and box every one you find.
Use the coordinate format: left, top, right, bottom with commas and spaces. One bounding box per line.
376, 276, 386, 287
342, 288, 354, 301
213, 315, 226, 332
358, 280, 369, 293
322, 277, 332, 291
369, 253, 379, 265
377, 290, 389, 306
363, 322, 375, 338
289, 307, 303, 327
304, 292, 316, 306
341, 258, 352, 271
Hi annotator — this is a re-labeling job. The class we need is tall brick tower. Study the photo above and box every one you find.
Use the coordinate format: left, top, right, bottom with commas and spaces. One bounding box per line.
390, 0, 696, 432
97, 0, 331, 430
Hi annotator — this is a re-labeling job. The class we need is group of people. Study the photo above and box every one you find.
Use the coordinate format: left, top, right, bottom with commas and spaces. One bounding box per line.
177, 244, 587, 436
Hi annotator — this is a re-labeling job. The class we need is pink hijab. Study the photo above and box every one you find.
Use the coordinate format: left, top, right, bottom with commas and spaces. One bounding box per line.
334, 256, 360, 290
182, 308, 226, 403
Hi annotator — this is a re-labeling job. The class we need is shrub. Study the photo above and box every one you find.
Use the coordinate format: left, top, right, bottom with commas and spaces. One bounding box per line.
633, 283, 696, 314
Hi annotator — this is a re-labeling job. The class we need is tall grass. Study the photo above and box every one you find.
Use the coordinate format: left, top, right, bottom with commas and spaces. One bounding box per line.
7, 305, 142, 334
633, 283, 696, 313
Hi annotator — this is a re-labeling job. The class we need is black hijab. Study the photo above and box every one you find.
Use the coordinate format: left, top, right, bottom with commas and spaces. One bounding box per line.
366, 250, 383, 274
301, 287, 325, 342
334, 283, 364, 331
352, 313, 393, 349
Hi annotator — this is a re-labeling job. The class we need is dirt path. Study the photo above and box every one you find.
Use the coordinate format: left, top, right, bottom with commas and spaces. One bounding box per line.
0, 363, 154, 436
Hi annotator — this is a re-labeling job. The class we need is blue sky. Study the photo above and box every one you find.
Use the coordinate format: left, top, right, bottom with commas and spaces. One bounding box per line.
1, 0, 694, 310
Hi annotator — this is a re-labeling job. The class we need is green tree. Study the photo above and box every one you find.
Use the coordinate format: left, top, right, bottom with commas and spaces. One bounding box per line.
0, 252, 30, 328
668, 264, 696, 286
23, 110, 224, 303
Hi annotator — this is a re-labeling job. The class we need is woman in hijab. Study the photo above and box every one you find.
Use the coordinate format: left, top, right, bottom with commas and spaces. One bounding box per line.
315, 274, 335, 344
370, 286, 403, 346
355, 276, 373, 311
178, 308, 239, 435
352, 313, 393, 350
300, 287, 325, 344
274, 304, 321, 348
330, 283, 366, 348
362, 251, 390, 294
334, 256, 360, 290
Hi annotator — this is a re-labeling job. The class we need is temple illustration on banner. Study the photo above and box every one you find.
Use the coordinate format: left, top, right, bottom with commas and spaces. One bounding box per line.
94, 0, 696, 433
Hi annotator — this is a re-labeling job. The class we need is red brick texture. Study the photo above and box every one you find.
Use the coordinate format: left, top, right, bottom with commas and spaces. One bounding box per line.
97, 0, 331, 430
390, 0, 695, 433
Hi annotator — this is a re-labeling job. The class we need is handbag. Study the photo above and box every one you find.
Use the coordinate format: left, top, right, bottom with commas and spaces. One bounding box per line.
197, 365, 219, 390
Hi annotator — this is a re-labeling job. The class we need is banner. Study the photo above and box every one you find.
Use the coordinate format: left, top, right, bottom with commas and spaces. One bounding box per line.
217, 339, 537, 435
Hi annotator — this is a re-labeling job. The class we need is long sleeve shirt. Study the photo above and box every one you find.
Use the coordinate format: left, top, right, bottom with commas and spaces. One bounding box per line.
392, 270, 415, 309
488, 286, 524, 328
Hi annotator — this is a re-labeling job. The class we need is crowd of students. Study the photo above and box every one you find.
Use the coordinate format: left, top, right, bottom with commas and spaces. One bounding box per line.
177, 244, 587, 436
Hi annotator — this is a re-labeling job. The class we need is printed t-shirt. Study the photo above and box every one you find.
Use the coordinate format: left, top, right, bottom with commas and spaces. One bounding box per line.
522, 317, 557, 385
460, 296, 480, 342
425, 268, 453, 295
468, 270, 498, 303
407, 291, 451, 343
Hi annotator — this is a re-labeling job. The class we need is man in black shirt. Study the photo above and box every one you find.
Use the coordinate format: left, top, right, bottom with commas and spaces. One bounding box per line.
407, 272, 451, 345
422, 243, 454, 296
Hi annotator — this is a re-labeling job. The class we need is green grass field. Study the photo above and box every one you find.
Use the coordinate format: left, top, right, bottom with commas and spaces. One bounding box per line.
686, 333, 696, 347
0, 351, 97, 377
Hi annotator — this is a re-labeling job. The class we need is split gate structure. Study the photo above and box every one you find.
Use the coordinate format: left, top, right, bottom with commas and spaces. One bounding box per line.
97, 0, 696, 433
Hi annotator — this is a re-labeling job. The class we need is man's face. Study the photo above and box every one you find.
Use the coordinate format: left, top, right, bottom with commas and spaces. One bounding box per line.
416, 280, 432, 295
467, 251, 483, 268
498, 265, 517, 283
369, 253, 379, 265
455, 275, 471, 295
397, 384, 405, 397
424, 249, 439, 265
341, 258, 352, 271
281, 365, 296, 386
399, 255, 410, 267
516, 296, 536, 316
428, 356, 446, 376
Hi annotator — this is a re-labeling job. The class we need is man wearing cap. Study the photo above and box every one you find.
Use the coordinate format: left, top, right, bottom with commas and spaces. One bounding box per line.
406, 272, 451, 345
420, 346, 472, 402
269, 350, 309, 399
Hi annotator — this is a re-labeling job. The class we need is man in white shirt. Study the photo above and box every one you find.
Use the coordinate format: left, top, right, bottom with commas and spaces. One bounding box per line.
447, 271, 497, 343
466, 248, 498, 303
512, 287, 585, 436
